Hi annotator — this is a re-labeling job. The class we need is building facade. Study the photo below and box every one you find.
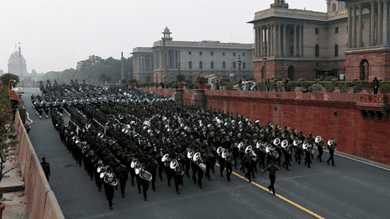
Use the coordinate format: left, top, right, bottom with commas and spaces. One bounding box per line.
250, 0, 390, 82
132, 27, 254, 83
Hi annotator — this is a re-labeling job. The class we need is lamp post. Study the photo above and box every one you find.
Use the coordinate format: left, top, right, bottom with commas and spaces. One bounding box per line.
238, 55, 242, 81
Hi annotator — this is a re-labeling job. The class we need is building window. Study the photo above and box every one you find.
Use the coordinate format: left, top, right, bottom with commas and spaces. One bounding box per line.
315, 28, 319, 34
211, 51, 214, 56
222, 61, 226, 69
200, 51, 202, 55
335, 44, 338, 57
335, 27, 339, 34
188, 51, 192, 55
199, 61, 203, 69
233, 52, 236, 56
315, 45, 319, 57
222, 52, 225, 56
189, 61, 192, 69
211, 61, 214, 69
332, 3, 337, 11
243, 53, 245, 57
233, 62, 236, 69
243, 62, 246, 69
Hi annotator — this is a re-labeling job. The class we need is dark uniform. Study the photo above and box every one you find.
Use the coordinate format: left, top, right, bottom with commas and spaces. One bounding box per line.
262, 161, 281, 195
41, 157, 51, 182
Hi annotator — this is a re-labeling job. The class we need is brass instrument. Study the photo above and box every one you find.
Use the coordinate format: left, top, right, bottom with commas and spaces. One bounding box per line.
315, 136, 322, 143
139, 169, 153, 181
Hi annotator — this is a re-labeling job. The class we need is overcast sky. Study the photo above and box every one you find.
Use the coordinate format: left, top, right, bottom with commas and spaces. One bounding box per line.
0, 0, 327, 74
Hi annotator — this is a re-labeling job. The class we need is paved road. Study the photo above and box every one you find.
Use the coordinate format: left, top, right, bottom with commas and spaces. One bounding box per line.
22, 88, 390, 219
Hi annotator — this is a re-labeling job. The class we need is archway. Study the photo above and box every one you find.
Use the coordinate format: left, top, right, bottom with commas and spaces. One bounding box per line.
360, 59, 369, 80
287, 65, 294, 80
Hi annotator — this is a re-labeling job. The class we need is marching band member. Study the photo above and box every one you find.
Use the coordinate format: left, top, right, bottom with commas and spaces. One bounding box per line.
327, 138, 337, 167
262, 160, 281, 195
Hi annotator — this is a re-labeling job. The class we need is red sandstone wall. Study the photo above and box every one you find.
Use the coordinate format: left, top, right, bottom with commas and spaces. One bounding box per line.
345, 50, 390, 81
147, 88, 390, 165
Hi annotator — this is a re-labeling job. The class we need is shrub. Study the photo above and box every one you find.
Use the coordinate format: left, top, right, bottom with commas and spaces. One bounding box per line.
314, 79, 320, 84
336, 82, 350, 93
324, 76, 337, 81
267, 81, 274, 91
270, 77, 282, 81
177, 74, 185, 82
379, 82, 390, 94
312, 84, 322, 92
225, 82, 235, 90
299, 79, 310, 88
323, 81, 336, 92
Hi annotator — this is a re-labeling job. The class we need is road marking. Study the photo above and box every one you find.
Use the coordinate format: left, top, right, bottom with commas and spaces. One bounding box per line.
319, 148, 390, 171
215, 164, 325, 219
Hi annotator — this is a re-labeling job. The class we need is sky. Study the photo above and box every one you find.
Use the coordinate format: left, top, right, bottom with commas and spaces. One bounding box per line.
0, 0, 327, 74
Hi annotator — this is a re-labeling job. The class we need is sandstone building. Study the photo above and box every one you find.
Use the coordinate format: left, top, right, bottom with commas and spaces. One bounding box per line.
132, 27, 254, 83
250, 0, 389, 82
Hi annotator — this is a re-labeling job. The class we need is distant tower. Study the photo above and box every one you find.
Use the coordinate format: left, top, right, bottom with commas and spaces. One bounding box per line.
8, 42, 28, 79
162, 26, 173, 41
271, 0, 288, 8
121, 52, 125, 80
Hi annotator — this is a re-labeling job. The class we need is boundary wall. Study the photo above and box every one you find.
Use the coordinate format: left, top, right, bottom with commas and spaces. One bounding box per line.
141, 88, 390, 165
14, 110, 65, 219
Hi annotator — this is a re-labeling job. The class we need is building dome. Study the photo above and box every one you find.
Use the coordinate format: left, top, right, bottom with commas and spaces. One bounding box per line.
163, 26, 171, 33
8, 46, 28, 77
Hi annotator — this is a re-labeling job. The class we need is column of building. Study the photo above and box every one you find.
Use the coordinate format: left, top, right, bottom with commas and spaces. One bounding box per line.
284, 24, 288, 56
300, 25, 304, 57
384, 0, 389, 45
279, 23, 283, 56
273, 23, 277, 56
358, 4, 363, 47
259, 26, 263, 57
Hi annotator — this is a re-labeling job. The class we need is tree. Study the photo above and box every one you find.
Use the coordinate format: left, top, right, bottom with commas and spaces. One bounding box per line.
0, 73, 19, 87
0, 83, 19, 183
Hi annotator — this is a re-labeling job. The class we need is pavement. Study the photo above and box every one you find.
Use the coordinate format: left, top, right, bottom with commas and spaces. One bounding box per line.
0, 149, 29, 219
18, 88, 390, 219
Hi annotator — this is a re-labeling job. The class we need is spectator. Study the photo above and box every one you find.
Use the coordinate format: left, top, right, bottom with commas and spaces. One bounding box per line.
216, 80, 220, 90
373, 77, 379, 94
41, 157, 51, 182
284, 78, 290, 91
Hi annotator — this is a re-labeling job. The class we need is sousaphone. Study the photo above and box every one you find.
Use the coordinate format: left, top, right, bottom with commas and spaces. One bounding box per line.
103, 172, 118, 186
217, 146, 223, 156
139, 169, 153, 181
281, 140, 288, 149
187, 149, 194, 159
245, 146, 252, 154
273, 138, 281, 146
315, 136, 322, 143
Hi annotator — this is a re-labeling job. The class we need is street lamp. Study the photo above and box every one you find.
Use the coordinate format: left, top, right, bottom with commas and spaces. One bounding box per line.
238, 55, 242, 81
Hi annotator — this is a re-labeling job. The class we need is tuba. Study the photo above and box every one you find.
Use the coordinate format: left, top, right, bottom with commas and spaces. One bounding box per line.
193, 152, 206, 172
269, 148, 279, 159
103, 172, 118, 186
222, 149, 227, 159
245, 146, 252, 154
187, 149, 194, 159
139, 169, 153, 181
273, 138, 281, 146
293, 139, 299, 147
281, 140, 288, 149
170, 159, 178, 169
302, 141, 309, 150
315, 136, 322, 144
217, 146, 223, 156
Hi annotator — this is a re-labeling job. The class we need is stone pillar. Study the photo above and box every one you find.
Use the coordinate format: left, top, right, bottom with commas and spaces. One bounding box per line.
279, 23, 283, 56
174, 89, 184, 105
192, 89, 207, 109
284, 24, 288, 56
371, 1, 375, 46
293, 24, 297, 56
352, 4, 357, 48
358, 4, 363, 47
348, 5, 352, 48
273, 24, 277, 56
260, 26, 263, 57
301, 25, 304, 57
378, 0, 383, 45
255, 27, 258, 57
384, 0, 389, 45
267, 25, 271, 56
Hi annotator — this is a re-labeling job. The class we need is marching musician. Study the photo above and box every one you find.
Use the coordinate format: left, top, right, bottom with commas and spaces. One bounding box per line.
262, 160, 281, 195
102, 166, 116, 210
316, 138, 324, 162
116, 164, 128, 198
224, 150, 233, 182
140, 163, 150, 201
327, 138, 336, 167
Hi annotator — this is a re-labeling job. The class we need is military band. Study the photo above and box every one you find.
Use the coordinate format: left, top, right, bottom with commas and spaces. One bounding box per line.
33, 80, 338, 210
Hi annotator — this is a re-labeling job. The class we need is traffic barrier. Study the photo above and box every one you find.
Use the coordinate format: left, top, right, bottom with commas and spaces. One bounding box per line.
14, 110, 65, 219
